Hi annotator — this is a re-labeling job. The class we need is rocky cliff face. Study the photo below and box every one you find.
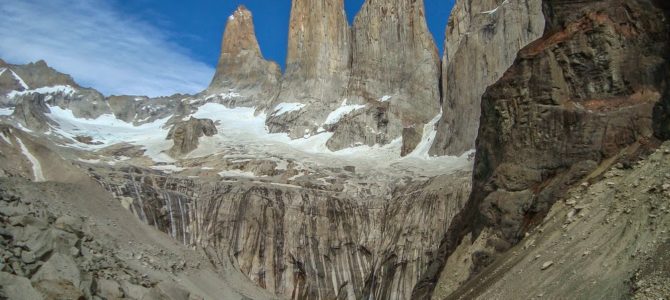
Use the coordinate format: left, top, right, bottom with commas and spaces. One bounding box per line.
208, 6, 281, 108
166, 118, 218, 156
87, 162, 471, 300
430, 0, 545, 156
414, 0, 670, 297
266, 0, 352, 138
329, 0, 441, 153
11, 93, 53, 131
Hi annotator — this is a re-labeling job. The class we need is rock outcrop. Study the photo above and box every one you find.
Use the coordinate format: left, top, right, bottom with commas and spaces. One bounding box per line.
207, 6, 281, 108
328, 0, 441, 153
11, 93, 53, 131
413, 0, 670, 297
166, 118, 217, 156
430, 0, 545, 156
266, 0, 352, 138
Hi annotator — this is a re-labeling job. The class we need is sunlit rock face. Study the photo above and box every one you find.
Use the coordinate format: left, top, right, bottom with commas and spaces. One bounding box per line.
430, 0, 545, 156
208, 6, 281, 108
266, 0, 352, 139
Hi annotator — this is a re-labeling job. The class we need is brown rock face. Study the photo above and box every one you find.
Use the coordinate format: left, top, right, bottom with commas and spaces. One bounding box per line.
208, 6, 281, 108
266, 0, 352, 138
166, 118, 217, 156
430, 0, 545, 156
329, 0, 441, 152
413, 0, 670, 297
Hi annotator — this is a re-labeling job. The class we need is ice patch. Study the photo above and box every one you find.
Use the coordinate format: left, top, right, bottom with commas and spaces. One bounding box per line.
324, 101, 366, 125
379, 95, 392, 102
10, 70, 29, 90
0, 107, 14, 116
16, 137, 45, 182
271, 103, 305, 116
8, 85, 76, 98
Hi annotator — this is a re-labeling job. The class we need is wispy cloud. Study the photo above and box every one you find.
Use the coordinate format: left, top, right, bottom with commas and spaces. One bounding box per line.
0, 0, 215, 97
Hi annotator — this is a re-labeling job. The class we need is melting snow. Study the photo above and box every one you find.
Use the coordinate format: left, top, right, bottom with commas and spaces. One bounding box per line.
0, 107, 14, 116
271, 103, 305, 116
406, 113, 442, 159
16, 137, 45, 182
324, 100, 366, 125
10, 70, 29, 90
8, 85, 76, 98
218, 170, 256, 178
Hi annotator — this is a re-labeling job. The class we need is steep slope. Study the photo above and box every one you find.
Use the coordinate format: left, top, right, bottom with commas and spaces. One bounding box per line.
329, 0, 441, 153
207, 6, 281, 108
414, 0, 670, 297
430, 0, 545, 156
442, 142, 670, 299
266, 0, 352, 138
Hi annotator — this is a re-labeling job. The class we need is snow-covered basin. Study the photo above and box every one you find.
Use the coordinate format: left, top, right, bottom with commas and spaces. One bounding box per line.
187, 103, 472, 175
43, 102, 472, 175
46, 105, 174, 162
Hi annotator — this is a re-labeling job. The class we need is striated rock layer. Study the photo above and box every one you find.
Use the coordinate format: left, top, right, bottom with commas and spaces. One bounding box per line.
430, 0, 545, 156
89, 165, 471, 300
208, 6, 281, 108
267, 0, 352, 137
414, 0, 670, 297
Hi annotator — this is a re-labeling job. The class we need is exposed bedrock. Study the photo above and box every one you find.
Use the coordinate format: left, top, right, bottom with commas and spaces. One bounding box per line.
87, 165, 471, 300
266, 0, 352, 138
413, 0, 670, 298
430, 0, 545, 156
166, 118, 218, 156
207, 6, 281, 108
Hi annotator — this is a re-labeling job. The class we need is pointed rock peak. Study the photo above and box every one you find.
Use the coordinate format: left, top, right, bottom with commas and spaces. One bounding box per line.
207, 5, 280, 107
221, 5, 260, 56
229, 5, 252, 21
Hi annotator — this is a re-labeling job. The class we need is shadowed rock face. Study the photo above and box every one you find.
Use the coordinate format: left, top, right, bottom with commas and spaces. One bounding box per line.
208, 6, 281, 108
328, 0, 441, 153
167, 118, 218, 156
413, 0, 670, 297
266, 0, 352, 138
430, 0, 545, 156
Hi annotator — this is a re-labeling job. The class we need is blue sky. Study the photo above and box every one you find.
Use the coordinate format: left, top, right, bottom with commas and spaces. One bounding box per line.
0, 0, 455, 96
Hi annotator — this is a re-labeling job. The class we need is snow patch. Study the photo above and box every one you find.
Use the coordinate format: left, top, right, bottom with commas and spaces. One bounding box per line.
0, 68, 5, 76
8, 85, 76, 98
324, 101, 366, 125
0, 131, 12, 145
16, 137, 45, 182
150, 165, 184, 173
406, 113, 442, 159
481, 0, 509, 14
218, 169, 256, 178
0, 107, 14, 116
45, 105, 174, 163
10, 70, 29, 90
271, 103, 305, 116
379, 95, 392, 102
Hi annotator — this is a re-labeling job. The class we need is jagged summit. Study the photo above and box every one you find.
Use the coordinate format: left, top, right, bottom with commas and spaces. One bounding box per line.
207, 5, 280, 108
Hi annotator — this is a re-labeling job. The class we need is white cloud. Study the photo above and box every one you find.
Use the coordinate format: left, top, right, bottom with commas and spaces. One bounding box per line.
0, 0, 215, 97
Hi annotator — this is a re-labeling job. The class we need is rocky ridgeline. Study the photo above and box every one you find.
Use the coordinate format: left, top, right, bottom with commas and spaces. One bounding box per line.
0, 183, 195, 300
